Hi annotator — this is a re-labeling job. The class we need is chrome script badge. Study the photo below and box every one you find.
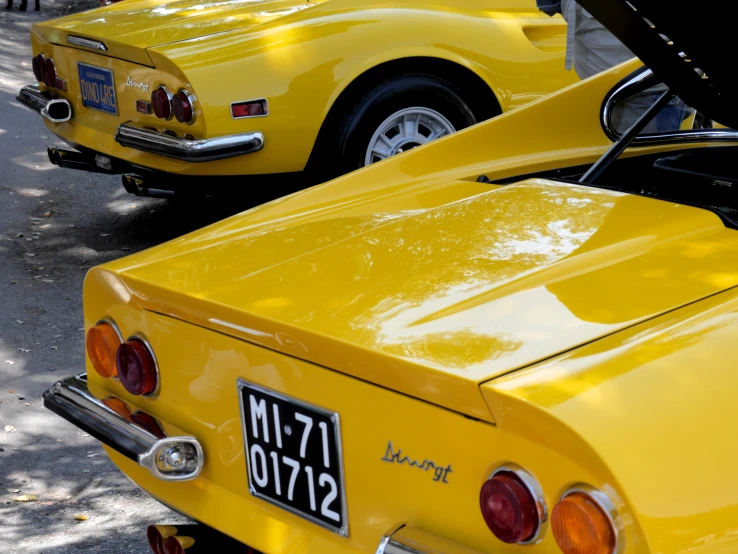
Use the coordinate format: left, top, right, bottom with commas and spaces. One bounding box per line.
381, 441, 452, 483
125, 76, 149, 93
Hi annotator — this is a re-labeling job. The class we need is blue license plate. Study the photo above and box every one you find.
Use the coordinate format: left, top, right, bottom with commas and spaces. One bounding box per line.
78, 63, 117, 115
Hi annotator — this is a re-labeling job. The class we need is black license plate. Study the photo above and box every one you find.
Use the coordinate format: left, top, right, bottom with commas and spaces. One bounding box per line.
238, 380, 348, 535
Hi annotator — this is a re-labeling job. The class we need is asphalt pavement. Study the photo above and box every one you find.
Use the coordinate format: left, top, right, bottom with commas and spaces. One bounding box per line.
0, 1, 287, 550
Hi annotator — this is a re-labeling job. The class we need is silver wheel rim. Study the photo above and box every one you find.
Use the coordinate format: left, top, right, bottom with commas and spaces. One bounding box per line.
363, 107, 456, 166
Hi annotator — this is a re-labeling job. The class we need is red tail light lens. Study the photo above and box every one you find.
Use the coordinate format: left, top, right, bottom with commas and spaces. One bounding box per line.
231, 99, 267, 118
116, 337, 158, 396
86, 322, 122, 378
42, 58, 56, 87
480, 470, 540, 544
151, 87, 172, 119
132, 411, 167, 439
32, 55, 44, 82
172, 91, 194, 124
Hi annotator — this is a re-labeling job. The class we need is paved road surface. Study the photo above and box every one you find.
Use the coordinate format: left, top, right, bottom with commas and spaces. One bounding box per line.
0, 2, 291, 550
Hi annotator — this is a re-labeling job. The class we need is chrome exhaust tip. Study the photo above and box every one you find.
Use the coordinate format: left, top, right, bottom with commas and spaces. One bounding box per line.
47, 147, 60, 166
40, 98, 72, 123
146, 523, 258, 553
122, 174, 176, 198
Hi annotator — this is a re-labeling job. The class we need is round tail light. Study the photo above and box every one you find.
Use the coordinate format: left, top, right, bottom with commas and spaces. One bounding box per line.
172, 91, 194, 124
552, 491, 618, 554
146, 525, 177, 554
32, 55, 44, 82
165, 535, 195, 554
480, 469, 541, 544
86, 322, 122, 378
116, 337, 158, 396
41, 58, 56, 87
151, 86, 172, 119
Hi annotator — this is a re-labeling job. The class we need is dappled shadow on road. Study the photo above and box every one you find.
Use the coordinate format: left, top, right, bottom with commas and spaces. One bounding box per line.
0, 414, 189, 552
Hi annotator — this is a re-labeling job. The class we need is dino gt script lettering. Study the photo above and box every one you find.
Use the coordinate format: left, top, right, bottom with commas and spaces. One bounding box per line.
381, 441, 452, 483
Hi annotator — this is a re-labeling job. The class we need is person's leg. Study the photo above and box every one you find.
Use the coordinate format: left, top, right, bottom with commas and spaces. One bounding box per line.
34, 0, 39, 10
18, 0, 26, 10
5, 0, 12, 10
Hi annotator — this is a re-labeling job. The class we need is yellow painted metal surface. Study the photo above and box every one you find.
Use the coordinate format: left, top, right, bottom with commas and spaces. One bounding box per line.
484, 287, 738, 553
83, 305, 644, 553
104, 179, 738, 422
75, 56, 738, 552
29, 0, 579, 176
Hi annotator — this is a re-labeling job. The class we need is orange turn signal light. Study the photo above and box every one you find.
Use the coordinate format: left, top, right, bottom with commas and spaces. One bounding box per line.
86, 322, 122, 378
551, 491, 617, 554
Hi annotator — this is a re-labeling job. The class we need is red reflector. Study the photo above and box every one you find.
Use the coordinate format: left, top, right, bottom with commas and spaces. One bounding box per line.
151, 87, 171, 119
231, 100, 267, 118
172, 91, 194, 124
54, 78, 67, 91
32, 55, 43, 82
480, 471, 540, 544
132, 411, 166, 439
41, 58, 56, 87
137, 100, 152, 114
116, 338, 158, 396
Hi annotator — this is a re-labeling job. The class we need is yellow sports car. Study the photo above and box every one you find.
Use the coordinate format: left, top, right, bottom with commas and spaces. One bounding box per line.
16, 0, 575, 196
43, 1, 738, 553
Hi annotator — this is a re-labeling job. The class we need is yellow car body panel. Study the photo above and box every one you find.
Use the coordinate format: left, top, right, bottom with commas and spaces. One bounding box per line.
75, 56, 738, 552
30, 0, 578, 176
484, 287, 738, 553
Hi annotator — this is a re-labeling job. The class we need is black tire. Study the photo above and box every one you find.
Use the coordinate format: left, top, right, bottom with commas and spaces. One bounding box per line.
317, 74, 480, 179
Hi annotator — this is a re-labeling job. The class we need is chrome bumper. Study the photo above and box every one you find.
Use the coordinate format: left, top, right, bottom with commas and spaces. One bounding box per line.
43, 374, 204, 481
377, 525, 484, 554
17, 84, 72, 123
115, 123, 264, 162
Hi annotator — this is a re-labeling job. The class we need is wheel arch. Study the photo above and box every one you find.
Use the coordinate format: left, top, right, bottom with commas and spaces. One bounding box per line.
306, 55, 503, 176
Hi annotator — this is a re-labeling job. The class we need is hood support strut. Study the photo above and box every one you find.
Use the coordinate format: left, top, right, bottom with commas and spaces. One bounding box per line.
580, 87, 675, 184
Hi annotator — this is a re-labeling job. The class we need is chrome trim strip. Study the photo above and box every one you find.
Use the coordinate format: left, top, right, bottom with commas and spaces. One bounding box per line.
376, 525, 484, 554
67, 36, 107, 51
230, 97, 269, 119
601, 67, 738, 146
42, 373, 204, 481
489, 464, 548, 543
559, 484, 626, 554
236, 378, 350, 538
16, 84, 72, 123
115, 123, 264, 162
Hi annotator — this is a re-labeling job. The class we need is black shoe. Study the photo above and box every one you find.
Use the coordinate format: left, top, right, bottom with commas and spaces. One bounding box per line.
4, 2, 12, 9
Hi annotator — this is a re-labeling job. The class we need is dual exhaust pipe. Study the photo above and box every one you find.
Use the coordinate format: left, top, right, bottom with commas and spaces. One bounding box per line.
147, 523, 259, 554
47, 148, 173, 198
47, 147, 115, 174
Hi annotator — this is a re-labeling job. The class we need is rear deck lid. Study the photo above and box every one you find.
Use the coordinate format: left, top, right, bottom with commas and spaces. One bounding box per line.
113, 180, 738, 420
578, 0, 738, 129
34, 0, 315, 66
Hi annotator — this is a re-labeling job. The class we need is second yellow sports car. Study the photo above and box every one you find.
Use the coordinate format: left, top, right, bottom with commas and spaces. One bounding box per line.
17, 0, 576, 195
